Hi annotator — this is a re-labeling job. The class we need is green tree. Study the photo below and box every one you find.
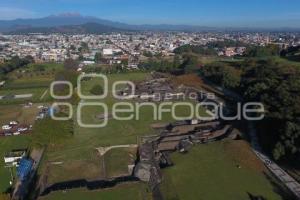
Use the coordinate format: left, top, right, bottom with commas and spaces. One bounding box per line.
79, 42, 89, 53
241, 59, 300, 160
70, 44, 76, 51
245, 44, 280, 57
94, 52, 103, 63
174, 44, 217, 56
200, 62, 241, 89
173, 55, 181, 68
63, 58, 79, 71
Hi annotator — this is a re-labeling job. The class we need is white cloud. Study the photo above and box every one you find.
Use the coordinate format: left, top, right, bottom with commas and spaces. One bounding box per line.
0, 7, 36, 20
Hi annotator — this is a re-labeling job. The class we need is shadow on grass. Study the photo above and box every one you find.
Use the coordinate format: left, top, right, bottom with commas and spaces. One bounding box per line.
39, 176, 139, 196
262, 171, 297, 200
247, 192, 267, 200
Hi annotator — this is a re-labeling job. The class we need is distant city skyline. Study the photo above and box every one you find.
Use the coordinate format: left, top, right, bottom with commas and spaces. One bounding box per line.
1, 0, 300, 27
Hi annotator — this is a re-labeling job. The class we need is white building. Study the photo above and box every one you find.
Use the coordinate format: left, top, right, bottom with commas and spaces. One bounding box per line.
103, 48, 113, 56
4, 150, 26, 166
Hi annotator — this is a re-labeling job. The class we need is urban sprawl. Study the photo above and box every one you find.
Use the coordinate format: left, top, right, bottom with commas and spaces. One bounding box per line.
1, 32, 299, 67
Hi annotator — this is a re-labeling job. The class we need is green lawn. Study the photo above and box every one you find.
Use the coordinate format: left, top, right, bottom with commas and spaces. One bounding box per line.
161, 140, 285, 200
46, 73, 151, 160
39, 183, 151, 200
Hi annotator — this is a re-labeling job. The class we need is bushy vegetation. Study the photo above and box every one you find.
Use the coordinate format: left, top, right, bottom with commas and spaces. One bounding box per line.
140, 54, 200, 74
200, 57, 300, 161
207, 39, 247, 49
94, 52, 103, 63
244, 44, 280, 57
63, 58, 79, 71
52, 59, 80, 97
280, 45, 300, 62
83, 64, 125, 74
0, 56, 34, 80
174, 44, 217, 56
200, 62, 241, 89
241, 59, 300, 161
173, 40, 247, 56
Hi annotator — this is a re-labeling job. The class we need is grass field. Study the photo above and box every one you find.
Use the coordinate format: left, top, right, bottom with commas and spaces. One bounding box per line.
36, 73, 153, 185
0, 105, 22, 126
104, 147, 137, 178
0, 88, 50, 104
160, 140, 285, 200
44, 147, 137, 186
6, 63, 63, 88
40, 183, 152, 200
46, 150, 102, 185
0, 70, 289, 200
0, 63, 62, 105
37, 72, 208, 185
0, 104, 42, 127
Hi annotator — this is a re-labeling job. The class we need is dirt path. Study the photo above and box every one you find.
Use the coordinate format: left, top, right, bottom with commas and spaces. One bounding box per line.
96, 144, 138, 156
40, 89, 48, 100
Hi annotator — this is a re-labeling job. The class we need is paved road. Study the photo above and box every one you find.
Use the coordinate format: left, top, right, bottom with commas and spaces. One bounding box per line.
254, 150, 300, 199
248, 122, 300, 199
0, 93, 33, 100
14, 94, 33, 99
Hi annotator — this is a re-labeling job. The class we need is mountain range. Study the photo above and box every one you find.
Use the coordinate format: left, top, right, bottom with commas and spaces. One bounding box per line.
0, 13, 300, 34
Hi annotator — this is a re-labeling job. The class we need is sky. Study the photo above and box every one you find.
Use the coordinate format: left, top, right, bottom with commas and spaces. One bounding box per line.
0, 0, 300, 27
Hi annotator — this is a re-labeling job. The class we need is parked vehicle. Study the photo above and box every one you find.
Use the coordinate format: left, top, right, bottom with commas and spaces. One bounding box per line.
18, 127, 28, 132
13, 132, 20, 136
2, 125, 12, 130
9, 121, 19, 125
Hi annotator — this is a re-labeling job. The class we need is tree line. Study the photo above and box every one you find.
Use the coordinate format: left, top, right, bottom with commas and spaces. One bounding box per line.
173, 39, 248, 56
